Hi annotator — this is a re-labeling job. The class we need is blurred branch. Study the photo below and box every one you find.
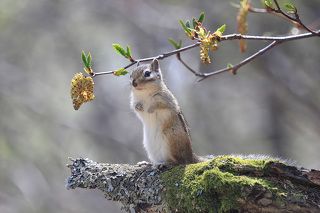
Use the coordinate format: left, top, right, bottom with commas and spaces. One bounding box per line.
66, 157, 320, 213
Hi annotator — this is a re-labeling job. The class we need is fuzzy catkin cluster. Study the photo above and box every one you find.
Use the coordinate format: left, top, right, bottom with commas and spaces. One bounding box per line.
70, 73, 95, 110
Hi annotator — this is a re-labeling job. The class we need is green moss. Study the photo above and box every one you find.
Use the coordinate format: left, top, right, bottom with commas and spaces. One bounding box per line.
209, 155, 279, 173
161, 155, 283, 213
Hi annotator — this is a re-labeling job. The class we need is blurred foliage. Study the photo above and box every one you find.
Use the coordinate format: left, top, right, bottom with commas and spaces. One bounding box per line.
0, 0, 319, 212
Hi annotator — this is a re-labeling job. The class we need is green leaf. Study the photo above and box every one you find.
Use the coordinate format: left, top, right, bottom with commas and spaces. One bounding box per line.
168, 38, 178, 49
179, 20, 188, 32
185, 20, 191, 29
113, 68, 128, 76
86, 52, 92, 68
284, 3, 296, 13
216, 24, 226, 34
81, 51, 89, 68
112, 43, 127, 58
198, 12, 205, 23
264, 0, 273, 8
179, 20, 191, 35
168, 38, 182, 49
192, 18, 197, 28
126, 46, 132, 58
227, 63, 233, 69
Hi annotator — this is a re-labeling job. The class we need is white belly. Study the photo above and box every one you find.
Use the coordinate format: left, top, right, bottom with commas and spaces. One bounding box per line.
131, 92, 171, 164
142, 111, 171, 164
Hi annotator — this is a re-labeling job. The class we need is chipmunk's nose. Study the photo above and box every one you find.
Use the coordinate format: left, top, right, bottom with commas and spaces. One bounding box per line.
132, 79, 137, 87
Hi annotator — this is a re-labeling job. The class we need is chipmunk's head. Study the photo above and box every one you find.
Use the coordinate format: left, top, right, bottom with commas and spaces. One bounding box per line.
130, 59, 162, 91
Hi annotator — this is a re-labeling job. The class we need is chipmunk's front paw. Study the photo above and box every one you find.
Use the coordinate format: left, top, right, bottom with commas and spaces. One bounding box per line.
135, 102, 144, 111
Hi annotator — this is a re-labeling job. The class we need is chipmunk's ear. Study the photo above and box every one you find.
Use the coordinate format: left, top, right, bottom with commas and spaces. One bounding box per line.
150, 59, 160, 72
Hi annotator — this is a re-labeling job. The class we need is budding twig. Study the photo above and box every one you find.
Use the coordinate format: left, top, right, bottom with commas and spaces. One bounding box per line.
248, 7, 299, 26
92, 30, 319, 78
176, 53, 203, 77
90, 0, 319, 81
198, 41, 280, 81
92, 42, 201, 77
249, 0, 320, 35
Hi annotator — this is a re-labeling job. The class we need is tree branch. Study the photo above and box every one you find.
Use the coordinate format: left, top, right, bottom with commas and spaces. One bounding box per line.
271, 0, 319, 35
220, 31, 319, 42
82, 0, 319, 86
91, 29, 319, 79
92, 42, 201, 77
66, 156, 320, 213
176, 53, 203, 77
198, 41, 280, 81
248, 7, 300, 27
248, 0, 320, 35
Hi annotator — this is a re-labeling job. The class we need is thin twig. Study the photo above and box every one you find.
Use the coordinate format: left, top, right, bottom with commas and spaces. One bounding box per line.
273, 0, 293, 21
254, 0, 320, 36
293, 12, 319, 35
92, 70, 114, 77
198, 30, 320, 81
158, 42, 201, 59
248, 1, 319, 36
248, 7, 300, 27
176, 53, 203, 76
92, 42, 201, 77
271, 0, 319, 35
220, 31, 319, 42
198, 41, 280, 81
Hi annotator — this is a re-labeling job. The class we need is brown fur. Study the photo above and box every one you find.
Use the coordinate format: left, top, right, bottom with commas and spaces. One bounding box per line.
151, 91, 197, 164
131, 60, 199, 165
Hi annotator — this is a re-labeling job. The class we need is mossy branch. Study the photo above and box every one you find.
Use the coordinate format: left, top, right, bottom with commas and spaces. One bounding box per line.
66, 156, 320, 213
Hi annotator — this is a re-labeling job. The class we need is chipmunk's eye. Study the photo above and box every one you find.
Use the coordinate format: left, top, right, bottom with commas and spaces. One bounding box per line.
144, 71, 151, 77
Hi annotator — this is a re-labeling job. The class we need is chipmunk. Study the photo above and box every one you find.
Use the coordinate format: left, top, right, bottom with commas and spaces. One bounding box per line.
129, 60, 294, 166
130, 59, 199, 165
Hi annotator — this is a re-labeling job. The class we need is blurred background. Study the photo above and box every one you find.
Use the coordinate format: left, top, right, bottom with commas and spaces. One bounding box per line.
0, 0, 319, 212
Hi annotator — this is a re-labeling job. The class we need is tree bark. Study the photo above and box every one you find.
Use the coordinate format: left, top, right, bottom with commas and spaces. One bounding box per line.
66, 156, 320, 213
